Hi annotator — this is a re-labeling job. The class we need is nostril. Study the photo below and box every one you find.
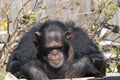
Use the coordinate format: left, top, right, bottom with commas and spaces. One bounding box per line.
53, 53, 58, 57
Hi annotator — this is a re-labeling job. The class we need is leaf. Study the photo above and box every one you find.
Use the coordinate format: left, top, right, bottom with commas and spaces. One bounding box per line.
117, 64, 120, 73
108, 18, 112, 23
29, 17, 36, 22
115, 37, 120, 42
39, 4, 46, 10
18, 22, 22, 28
109, 6, 117, 14
6, 8, 10, 15
91, 24, 97, 31
112, 46, 117, 54
106, 0, 113, 5
98, 2, 102, 8
0, 20, 7, 31
76, 0, 80, 5
11, 35, 17, 41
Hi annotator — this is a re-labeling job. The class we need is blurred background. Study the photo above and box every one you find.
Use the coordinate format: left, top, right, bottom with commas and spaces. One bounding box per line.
0, 0, 120, 79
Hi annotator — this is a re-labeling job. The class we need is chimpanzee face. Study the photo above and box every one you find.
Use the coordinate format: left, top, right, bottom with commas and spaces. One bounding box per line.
43, 26, 65, 68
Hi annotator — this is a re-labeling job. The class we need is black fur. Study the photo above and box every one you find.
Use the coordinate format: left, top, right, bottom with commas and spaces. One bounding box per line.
6, 20, 106, 80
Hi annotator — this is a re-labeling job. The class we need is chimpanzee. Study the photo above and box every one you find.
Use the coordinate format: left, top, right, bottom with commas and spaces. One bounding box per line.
6, 20, 106, 80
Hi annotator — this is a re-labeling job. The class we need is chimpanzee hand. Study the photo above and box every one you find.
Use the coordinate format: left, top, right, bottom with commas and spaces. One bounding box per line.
65, 65, 81, 78
20, 60, 49, 80
65, 56, 102, 78
65, 61, 85, 78
65, 56, 88, 78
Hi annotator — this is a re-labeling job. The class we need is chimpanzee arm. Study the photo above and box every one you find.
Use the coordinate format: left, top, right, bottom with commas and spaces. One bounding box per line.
20, 60, 49, 80
65, 54, 105, 78
64, 21, 106, 78
6, 60, 24, 78
7, 58, 48, 80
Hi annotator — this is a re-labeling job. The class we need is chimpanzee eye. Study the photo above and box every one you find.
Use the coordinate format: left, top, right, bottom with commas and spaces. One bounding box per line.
46, 46, 63, 52
56, 47, 62, 50
46, 47, 52, 51
57, 47, 64, 51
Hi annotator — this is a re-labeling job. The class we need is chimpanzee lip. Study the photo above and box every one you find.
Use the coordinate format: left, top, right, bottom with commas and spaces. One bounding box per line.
52, 60, 61, 63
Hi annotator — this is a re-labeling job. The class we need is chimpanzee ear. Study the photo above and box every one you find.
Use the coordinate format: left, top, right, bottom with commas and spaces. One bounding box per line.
64, 31, 73, 40
34, 31, 42, 46
35, 31, 41, 37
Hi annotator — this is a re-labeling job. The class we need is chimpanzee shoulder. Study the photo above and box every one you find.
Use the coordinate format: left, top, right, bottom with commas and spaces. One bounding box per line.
8, 23, 42, 61
65, 21, 100, 56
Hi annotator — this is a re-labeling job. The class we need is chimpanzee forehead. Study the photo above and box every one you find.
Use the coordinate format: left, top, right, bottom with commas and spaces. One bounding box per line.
43, 25, 64, 34
45, 27, 62, 38
45, 24, 63, 31
47, 31, 62, 38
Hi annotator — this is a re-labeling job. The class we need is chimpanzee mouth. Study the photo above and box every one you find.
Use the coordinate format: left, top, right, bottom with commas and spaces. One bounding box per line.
48, 58, 64, 68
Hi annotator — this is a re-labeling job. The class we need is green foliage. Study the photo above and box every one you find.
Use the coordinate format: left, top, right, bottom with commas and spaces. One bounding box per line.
76, 0, 80, 5
107, 60, 118, 73
0, 76, 4, 80
39, 4, 46, 10
95, 0, 120, 73
115, 37, 120, 42
19, 11, 36, 27
97, 0, 119, 21
117, 64, 120, 73
0, 19, 7, 31
112, 46, 118, 54
91, 24, 97, 31
109, 6, 117, 14
118, 0, 120, 7
105, 0, 113, 5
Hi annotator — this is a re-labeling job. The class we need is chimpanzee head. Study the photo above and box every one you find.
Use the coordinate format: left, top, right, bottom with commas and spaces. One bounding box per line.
35, 20, 71, 68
